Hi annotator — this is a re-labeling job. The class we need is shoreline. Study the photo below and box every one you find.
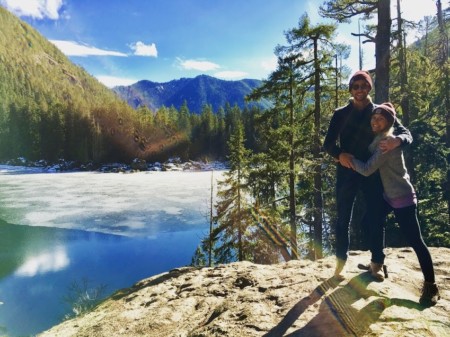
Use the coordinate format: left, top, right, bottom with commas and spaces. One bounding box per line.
0, 158, 228, 174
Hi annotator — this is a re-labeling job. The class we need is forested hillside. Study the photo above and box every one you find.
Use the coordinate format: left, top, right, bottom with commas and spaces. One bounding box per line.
113, 75, 271, 113
0, 6, 184, 163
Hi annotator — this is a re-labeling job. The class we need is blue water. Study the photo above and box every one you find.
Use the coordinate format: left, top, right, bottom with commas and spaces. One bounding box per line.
0, 169, 221, 336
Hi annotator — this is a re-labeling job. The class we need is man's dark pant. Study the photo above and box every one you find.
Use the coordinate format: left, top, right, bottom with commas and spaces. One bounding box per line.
335, 165, 385, 264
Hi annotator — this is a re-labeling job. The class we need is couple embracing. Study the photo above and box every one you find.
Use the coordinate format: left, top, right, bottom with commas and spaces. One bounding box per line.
323, 70, 440, 306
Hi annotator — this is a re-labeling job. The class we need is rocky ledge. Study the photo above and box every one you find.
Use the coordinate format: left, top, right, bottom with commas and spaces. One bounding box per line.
39, 247, 449, 337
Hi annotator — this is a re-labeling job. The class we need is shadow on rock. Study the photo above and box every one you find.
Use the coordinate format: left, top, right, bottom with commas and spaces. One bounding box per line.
263, 276, 341, 337
266, 273, 424, 337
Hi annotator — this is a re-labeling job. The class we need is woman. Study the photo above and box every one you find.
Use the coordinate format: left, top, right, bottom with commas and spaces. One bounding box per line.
351, 102, 440, 306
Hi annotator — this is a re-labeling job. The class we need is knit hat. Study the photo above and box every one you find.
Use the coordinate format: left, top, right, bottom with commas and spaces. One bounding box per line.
373, 102, 396, 127
349, 70, 373, 91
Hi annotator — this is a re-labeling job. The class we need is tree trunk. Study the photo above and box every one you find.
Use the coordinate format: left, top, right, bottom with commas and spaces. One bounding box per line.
209, 170, 214, 267
396, 0, 416, 182
289, 70, 298, 259
237, 166, 243, 261
374, 0, 392, 103
397, 0, 409, 125
313, 37, 323, 260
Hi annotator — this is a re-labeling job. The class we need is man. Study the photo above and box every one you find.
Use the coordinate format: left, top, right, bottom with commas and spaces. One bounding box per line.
323, 70, 412, 280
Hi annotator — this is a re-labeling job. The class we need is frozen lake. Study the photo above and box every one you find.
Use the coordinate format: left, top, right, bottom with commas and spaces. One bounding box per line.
0, 168, 224, 336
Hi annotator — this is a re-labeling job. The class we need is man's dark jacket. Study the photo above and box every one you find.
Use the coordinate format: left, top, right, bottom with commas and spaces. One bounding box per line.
323, 100, 412, 161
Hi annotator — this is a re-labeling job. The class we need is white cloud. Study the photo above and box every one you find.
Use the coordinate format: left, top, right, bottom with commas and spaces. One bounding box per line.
130, 41, 158, 57
1, 0, 63, 20
50, 40, 127, 57
15, 247, 70, 277
214, 70, 248, 79
96, 75, 138, 88
177, 58, 220, 71
260, 57, 278, 72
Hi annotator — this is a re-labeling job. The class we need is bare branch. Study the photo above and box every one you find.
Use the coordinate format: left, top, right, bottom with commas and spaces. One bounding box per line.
351, 32, 376, 43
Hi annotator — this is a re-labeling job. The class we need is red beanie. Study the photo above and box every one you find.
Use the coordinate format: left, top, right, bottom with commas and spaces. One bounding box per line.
373, 102, 396, 126
349, 70, 373, 91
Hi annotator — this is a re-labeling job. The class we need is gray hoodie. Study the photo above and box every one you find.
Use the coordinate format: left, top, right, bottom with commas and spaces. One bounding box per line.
351, 133, 416, 208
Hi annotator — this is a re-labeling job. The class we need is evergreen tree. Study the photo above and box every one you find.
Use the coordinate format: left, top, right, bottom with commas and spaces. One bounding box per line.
249, 14, 338, 260
39, 102, 65, 161
191, 246, 207, 267
247, 55, 305, 259
200, 104, 216, 158
178, 100, 192, 135
215, 107, 227, 158
213, 122, 252, 262
284, 14, 337, 259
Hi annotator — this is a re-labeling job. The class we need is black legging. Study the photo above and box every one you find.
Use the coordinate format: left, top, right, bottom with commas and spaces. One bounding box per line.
384, 202, 435, 283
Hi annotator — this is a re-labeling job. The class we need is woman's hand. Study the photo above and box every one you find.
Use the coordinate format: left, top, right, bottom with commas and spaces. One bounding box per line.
339, 152, 355, 169
379, 136, 401, 153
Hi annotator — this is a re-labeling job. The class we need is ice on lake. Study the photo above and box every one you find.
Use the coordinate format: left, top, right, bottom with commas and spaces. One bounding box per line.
0, 169, 224, 236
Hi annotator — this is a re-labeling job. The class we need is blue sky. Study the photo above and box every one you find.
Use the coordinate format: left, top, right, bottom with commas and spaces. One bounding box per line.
0, 0, 439, 87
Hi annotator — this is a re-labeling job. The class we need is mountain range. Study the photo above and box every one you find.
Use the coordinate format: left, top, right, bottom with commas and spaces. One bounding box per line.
113, 75, 271, 114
